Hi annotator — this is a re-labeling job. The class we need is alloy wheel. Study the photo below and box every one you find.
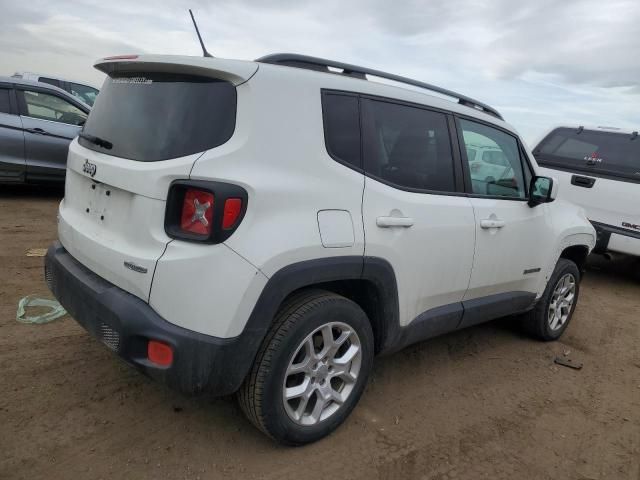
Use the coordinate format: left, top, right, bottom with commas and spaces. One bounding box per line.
282, 322, 362, 426
548, 273, 576, 331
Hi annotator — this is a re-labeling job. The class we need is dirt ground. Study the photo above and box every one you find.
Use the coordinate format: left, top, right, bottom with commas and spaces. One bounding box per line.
0, 185, 638, 480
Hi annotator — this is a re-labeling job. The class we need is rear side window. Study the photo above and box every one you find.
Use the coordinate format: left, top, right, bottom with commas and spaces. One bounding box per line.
321, 93, 361, 169
534, 128, 640, 180
362, 99, 455, 192
79, 73, 236, 161
0, 88, 11, 114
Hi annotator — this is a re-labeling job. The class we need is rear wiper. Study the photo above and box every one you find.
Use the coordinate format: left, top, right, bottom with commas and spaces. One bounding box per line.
79, 132, 113, 150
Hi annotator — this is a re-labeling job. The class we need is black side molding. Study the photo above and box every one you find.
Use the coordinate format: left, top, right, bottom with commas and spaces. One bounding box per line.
380, 291, 537, 355
458, 292, 536, 329
591, 220, 640, 253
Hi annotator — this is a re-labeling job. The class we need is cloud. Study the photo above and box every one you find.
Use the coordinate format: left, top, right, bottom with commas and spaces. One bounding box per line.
0, 0, 637, 141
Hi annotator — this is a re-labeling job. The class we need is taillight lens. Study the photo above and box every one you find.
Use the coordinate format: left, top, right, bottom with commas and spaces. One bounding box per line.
165, 181, 248, 244
180, 189, 214, 235
222, 198, 242, 229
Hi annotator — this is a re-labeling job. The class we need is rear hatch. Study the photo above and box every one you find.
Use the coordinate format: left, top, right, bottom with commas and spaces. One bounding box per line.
534, 127, 640, 231
58, 55, 257, 301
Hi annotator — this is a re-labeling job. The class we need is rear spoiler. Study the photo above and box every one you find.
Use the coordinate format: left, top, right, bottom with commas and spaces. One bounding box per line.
94, 55, 258, 86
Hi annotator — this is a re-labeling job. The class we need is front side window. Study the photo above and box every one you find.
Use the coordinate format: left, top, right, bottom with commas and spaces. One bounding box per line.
459, 119, 526, 198
362, 99, 455, 192
68, 82, 99, 106
22, 90, 87, 126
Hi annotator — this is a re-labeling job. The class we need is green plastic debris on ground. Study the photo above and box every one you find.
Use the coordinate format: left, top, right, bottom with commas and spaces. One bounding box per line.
16, 295, 67, 324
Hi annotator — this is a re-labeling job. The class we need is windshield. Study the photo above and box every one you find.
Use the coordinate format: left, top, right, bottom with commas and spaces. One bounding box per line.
534, 128, 640, 180
79, 72, 236, 161
68, 82, 99, 106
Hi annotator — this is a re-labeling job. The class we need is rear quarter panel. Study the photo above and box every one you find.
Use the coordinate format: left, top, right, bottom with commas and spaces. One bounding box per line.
189, 65, 367, 277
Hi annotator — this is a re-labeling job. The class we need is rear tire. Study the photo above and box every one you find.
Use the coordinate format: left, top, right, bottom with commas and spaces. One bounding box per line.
521, 258, 580, 341
237, 290, 374, 445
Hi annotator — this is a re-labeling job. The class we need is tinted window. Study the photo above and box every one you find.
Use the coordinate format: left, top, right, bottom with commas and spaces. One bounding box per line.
0, 88, 11, 114
460, 119, 526, 198
22, 90, 87, 125
534, 128, 640, 180
68, 82, 99, 106
39, 77, 61, 88
79, 73, 236, 161
362, 99, 455, 192
322, 93, 361, 168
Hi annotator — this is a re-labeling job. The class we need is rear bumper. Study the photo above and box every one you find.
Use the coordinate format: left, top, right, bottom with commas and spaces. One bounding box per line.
592, 221, 640, 256
45, 241, 257, 395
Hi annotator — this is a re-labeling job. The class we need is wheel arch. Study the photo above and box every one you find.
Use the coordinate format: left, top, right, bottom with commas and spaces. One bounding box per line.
243, 256, 399, 361
559, 244, 590, 274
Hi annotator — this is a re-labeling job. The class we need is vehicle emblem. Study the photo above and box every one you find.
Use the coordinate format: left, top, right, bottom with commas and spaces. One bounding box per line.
83, 159, 97, 177
124, 261, 148, 274
584, 152, 602, 165
192, 198, 211, 226
622, 222, 640, 231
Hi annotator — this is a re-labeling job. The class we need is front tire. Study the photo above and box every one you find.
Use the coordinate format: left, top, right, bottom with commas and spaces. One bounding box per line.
521, 258, 581, 341
238, 290, 374, 445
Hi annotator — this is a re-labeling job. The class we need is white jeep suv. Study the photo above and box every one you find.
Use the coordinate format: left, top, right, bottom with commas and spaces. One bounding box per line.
534, 126, 640, 257
45, 53, 595, 445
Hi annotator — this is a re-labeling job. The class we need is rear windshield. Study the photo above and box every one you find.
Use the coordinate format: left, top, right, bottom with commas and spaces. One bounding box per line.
79, 72, 236, 161
534, 128, 640, 180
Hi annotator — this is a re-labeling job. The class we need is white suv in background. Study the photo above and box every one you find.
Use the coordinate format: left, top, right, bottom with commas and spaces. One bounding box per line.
45, 53, 595, 445
534, 126, 640, 258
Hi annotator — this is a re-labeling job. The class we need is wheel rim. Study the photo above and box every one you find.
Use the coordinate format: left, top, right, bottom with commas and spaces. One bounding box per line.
282, 321, 362, 426
548, 273, 576, 331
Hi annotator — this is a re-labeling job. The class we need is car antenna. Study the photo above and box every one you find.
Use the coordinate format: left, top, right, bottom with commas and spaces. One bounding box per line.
631, 131, 638, 140
189, 9, 213, 58
576, 126, 584, 134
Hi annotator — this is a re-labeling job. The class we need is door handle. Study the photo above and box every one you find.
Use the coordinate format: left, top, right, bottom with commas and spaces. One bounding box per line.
376, 216, 414, 228
480, 218, 506, 229
27, 128, 47, 135
571, 175, 596, 188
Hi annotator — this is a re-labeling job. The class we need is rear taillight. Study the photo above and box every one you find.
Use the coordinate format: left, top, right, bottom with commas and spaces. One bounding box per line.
222, 198, 242, 229
180, 189, 214, 235
165, 180, 248, 244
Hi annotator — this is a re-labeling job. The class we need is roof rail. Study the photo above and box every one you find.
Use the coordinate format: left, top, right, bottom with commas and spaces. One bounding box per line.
256, 53, 503, 120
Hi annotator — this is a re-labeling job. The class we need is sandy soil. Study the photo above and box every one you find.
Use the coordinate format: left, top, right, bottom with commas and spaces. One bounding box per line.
1, 185, 638, 480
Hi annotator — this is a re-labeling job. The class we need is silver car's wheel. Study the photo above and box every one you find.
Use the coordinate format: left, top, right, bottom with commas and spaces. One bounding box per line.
548, 273, 576, 331
283, 322, 362, 425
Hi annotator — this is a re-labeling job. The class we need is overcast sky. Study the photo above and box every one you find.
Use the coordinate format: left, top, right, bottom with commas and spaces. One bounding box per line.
1, 0, 638, 143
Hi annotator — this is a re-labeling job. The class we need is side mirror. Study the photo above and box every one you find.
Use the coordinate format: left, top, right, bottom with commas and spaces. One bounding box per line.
528, 176, 557, 207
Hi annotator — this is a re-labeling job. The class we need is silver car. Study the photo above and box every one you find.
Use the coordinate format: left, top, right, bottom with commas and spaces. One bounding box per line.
0, 76, 90, 184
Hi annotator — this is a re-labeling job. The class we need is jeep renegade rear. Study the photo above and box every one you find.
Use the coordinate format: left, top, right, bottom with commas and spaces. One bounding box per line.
46, 53, 595, 445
